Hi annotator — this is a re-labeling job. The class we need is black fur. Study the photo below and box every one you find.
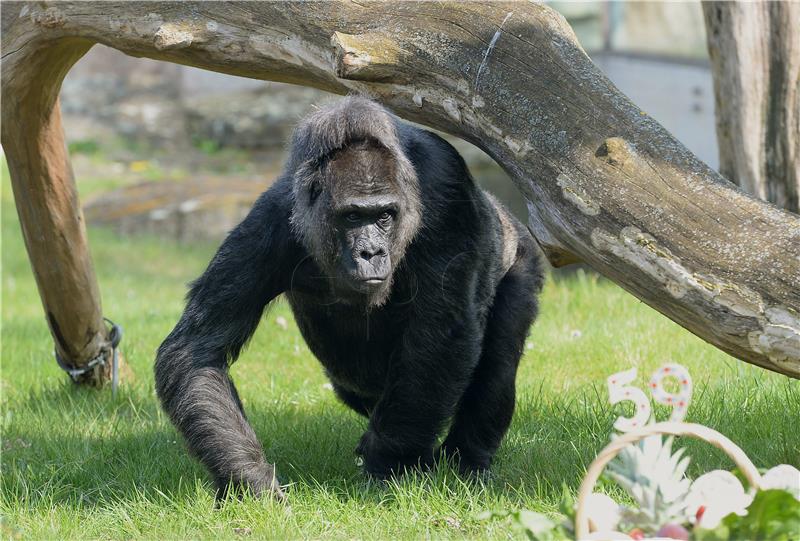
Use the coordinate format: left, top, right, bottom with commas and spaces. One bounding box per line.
154, 97, 544, 498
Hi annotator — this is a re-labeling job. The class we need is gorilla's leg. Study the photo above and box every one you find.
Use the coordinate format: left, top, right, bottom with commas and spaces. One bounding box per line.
332, 384, 376, 417
356, 282, 484, 478
441, 243, 541, 473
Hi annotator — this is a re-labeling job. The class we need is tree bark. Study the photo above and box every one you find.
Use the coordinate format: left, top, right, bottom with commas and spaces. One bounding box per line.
1, 28, 118, 385
702, 1, 800, 213
2, 2, 799, 378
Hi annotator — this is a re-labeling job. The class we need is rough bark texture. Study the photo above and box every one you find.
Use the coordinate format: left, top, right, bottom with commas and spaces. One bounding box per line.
703, 1, 800, 213
2, 2, 799, 378
0, 30, 117, 385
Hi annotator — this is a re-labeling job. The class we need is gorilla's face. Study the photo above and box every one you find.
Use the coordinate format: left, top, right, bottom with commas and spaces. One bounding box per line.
334, 195, 396, 288
300, 139, 414, 306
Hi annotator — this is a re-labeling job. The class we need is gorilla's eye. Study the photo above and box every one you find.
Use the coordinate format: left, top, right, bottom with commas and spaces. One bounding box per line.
346, 212, 361, 223
377, 211, 396, 228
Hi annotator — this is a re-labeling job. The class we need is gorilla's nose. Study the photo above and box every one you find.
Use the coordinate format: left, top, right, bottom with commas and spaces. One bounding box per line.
359, 247, 386, 262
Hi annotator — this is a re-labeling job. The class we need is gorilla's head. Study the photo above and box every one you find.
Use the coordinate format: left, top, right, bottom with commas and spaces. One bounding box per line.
290, 98, 421, 306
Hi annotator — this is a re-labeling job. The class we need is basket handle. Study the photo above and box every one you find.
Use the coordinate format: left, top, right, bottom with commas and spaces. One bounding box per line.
574, 421, 762, 540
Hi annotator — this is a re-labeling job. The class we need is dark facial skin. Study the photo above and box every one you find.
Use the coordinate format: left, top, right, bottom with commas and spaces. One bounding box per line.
337, 198, 395, 284
324, 142, 401, 304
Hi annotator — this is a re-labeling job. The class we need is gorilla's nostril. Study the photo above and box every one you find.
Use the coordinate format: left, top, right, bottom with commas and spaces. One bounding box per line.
358, 248, 386, 261
360, 248, 385, 261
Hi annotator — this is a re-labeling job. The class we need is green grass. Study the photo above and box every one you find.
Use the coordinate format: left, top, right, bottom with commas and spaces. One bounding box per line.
1, 164, 798, 540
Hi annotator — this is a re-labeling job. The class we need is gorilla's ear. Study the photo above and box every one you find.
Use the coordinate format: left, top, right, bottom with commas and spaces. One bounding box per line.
307, 179, 322, 205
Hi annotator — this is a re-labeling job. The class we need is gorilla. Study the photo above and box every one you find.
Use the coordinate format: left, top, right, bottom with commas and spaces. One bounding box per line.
155, 97, 543, 500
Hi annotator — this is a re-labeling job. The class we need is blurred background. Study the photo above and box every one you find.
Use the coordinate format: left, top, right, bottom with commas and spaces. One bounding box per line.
58, 1, 714, 245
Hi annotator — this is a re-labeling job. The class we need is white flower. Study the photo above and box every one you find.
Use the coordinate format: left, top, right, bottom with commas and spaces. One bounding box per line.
585, 492, 622, 533
684, 470, 752, 529
760, 464, 800, 500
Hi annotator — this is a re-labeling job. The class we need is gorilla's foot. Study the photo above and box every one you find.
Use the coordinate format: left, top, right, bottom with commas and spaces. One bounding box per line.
438, 440, 493, 477
356, 429, 435, 479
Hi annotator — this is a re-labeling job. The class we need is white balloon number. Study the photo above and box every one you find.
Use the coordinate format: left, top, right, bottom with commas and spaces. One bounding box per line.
648, 363, 693, 422
608, 363, 693, 431
607, 367, 651, 432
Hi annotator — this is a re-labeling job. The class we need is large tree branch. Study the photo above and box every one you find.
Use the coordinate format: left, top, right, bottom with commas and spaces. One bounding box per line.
2, 1, 799, 378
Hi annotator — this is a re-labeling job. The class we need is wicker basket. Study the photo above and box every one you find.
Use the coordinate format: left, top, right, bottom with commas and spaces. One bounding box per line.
574, 421, 763, 540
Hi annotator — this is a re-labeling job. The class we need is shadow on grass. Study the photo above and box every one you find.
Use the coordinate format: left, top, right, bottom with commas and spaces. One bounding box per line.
1, 384, 576, 508
3, 377, 799, 511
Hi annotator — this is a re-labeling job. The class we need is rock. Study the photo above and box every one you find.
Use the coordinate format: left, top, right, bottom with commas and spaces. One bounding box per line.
83, 178, 268, 243
184, 85, 333, 150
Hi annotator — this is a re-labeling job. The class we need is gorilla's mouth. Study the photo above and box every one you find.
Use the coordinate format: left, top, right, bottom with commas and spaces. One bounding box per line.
347, 274, 390, 295
347, 260, 391, 287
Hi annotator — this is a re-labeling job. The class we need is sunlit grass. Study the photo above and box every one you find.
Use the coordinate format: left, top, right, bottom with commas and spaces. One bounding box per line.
2, 163, 798, 539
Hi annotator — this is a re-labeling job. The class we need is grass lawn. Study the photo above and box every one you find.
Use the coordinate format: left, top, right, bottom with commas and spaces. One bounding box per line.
2, 165, 798, 540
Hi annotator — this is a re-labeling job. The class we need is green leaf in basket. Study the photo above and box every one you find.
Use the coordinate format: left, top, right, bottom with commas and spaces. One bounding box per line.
693, 489, 800, 541
692, 522, 731, 541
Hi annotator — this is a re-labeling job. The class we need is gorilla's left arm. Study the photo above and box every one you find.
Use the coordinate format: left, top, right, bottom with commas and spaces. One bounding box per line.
358, 259, 483, 477
154, 178, 301, 498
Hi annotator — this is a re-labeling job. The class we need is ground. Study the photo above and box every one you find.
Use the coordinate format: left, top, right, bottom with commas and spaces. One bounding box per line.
1, 164, 798, 540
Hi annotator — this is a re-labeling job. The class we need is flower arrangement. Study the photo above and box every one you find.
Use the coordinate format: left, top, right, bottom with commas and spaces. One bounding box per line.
481, 364, 800, 540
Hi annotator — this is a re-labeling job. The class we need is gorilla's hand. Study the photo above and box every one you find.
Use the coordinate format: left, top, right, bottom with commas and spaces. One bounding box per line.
355, 429, 434, 479
216, 462, 287, 502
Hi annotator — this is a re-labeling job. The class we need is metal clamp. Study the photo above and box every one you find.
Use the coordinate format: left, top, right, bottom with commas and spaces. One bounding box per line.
54, 318, 123, 394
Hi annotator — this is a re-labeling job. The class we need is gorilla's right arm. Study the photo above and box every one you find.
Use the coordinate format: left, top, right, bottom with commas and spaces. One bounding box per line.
154, 178, 299, 499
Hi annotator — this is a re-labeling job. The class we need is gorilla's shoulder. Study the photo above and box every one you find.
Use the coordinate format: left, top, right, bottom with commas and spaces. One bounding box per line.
394, 121, 473, 190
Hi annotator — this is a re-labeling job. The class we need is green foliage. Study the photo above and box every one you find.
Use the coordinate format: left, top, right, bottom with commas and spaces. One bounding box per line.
478, 509, 564, 541
693, 490, 800, 541
67, 139, 101, 155
559, 483, 577, 526
192, 137, 222, 155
